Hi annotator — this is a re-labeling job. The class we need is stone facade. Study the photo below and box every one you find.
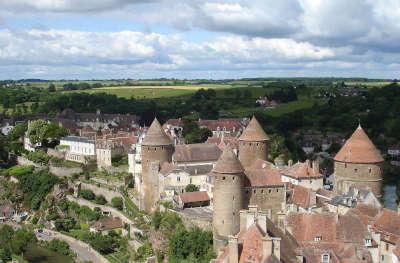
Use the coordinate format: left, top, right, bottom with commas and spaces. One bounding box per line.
212, 168, 244, 251
238, 140, 268, 168
334, 161, 383, 197
141, 118, 174, 212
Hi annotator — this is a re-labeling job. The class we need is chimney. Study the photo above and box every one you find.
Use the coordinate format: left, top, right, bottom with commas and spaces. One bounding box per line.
262, 237, 273, 260
228, 235, 239, 263
312, 159, 319, 175
272, 237, 281, 260
288, 159, 293, 167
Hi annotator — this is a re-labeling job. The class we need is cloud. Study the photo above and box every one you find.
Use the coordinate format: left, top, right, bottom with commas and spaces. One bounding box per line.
0, 0, 152, 13
0, 0, 399, 78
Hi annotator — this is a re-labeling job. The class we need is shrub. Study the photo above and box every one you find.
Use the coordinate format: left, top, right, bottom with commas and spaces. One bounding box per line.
47, 239, 74, 257
79, 189, 95, 200
94, 195, 107, 205
111, 197, 123, 210
185, 184, 199, 192
7, 165, 34, 177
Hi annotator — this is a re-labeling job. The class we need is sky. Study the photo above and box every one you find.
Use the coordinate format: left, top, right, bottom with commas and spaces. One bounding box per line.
0, 0, 399, 80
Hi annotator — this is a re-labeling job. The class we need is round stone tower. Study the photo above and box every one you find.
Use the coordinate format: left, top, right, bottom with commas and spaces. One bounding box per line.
238, 116, 270, 168
141, 117, 173, 212
334, 125, 384, 197
211, 145, 244, 252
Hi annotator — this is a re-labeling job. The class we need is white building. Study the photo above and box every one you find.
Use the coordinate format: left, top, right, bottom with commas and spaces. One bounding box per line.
59, 136, 96, 163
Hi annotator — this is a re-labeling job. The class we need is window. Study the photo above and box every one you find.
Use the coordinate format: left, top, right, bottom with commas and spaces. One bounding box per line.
369, 168, 372, 173
345, 163, 347, 168
364, 238, 372, 247
314, 236, 322, 242
268, 189, 272, 193
354, 168, 358, 173
177, 176, 180, 182
222, 176, 226, 180
386, 243, 389, 251
321, 254, 330, 263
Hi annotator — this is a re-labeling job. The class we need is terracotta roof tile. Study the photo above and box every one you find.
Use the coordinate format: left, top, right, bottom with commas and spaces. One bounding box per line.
373, 208, 400, 243
289, 185, 313, 209
174, 143, 221, 162
334, 125, 383, 163
178, 191, 210, 203
212, 146, 244, 174
239, 116, 269, 142
244, 159, 283, 187
142, 118, 172, 146
282, 160, 322, 179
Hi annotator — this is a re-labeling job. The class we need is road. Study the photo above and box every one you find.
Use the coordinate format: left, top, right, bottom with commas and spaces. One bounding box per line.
35, 228, 109, 263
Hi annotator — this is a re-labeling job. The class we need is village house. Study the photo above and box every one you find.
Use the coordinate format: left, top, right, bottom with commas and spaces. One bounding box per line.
281, 159, 324, 191
90, 217, 126, 236
59, 135, 96, 164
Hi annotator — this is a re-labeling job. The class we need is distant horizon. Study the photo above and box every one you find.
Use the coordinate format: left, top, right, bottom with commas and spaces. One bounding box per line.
0, 76, 396, 82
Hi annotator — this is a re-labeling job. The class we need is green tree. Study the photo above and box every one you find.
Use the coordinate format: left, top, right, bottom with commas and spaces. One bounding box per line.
111, 197, 124, 210
185, 184, 199, 192
48, 83, 56, 92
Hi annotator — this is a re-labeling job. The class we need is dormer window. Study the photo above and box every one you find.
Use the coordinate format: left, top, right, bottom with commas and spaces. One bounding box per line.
364, 238, 372, 247
321, 253, 330, 263
315, 236, 322, 242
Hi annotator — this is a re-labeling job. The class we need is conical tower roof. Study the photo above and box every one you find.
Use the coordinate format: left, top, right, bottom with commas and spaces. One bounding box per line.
334, 125, 383, 163
212, 145, 244, 174
142, 118, 172, 146
239, 116, 269, 141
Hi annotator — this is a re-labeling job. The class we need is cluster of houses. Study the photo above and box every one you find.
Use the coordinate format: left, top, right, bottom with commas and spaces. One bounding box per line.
3, 108, 400, 262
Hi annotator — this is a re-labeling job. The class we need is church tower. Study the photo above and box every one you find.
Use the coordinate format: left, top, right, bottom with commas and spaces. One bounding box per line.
212, 146, 244, 252
141, 118, 173, 212
238, 116, 270, 168
334, 125, 384, 197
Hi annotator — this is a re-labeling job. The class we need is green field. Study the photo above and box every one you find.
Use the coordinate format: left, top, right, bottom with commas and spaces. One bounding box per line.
66, 84, 233, 99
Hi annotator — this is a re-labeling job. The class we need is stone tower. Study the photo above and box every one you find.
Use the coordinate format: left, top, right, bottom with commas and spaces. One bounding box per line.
238, 116, 270, 168
212, 145, 244, 252
334, 125, 384, 197
141, 118, 173, 212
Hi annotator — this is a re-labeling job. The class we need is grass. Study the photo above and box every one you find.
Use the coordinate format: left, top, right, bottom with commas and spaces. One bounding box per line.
23, 244, 73, 263
231, 97, 318, 117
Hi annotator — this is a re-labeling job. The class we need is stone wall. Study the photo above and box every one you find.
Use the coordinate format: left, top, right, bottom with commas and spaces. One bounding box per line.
238, 140, 268, 168
49, 165, 82, 178
243, 185, 286, 223
17, 156, 44, 169
47, 148, 65, 159
334, 161, 383, 197
78, 181, 123, 202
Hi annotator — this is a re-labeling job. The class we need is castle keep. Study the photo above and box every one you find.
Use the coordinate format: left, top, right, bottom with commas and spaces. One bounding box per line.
141, 118, 173, 212
333, 125, 384, 197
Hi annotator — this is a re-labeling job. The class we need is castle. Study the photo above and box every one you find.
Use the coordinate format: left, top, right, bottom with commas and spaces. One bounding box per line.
137, 116, 384, 255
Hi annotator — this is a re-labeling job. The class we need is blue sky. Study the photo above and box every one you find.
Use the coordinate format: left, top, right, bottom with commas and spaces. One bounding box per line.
0, 0, 399, 80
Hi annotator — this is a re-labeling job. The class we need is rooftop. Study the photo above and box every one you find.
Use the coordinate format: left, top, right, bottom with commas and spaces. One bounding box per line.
334, 125, 383, 163
211, 145, 244, 174
239, 116, 269, 142
142, 118, 172, 146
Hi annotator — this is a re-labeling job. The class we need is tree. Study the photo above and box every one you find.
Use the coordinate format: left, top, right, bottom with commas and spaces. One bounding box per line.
9, 123, 27, 141
48, 83, 56, 92
168, 227, 214, 263
27, 120, 68, 147
111, 197, 123, 210
185, 184, 199, 192
79, 189, 95, 200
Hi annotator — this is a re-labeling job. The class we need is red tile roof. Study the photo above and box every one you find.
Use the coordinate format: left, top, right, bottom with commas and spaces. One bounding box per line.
174, 143, 221, 162
334, 125, 383, 163
178, 191, 210, 204
212, 145, 244, 174
373, 208, 400, 243
239, 116, 269, 142
282, 160, 322, 179
244, 159, 283, 187
289, 185, 314, 209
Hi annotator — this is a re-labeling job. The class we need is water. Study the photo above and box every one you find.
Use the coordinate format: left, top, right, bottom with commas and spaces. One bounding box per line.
383, 184, 397, 210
